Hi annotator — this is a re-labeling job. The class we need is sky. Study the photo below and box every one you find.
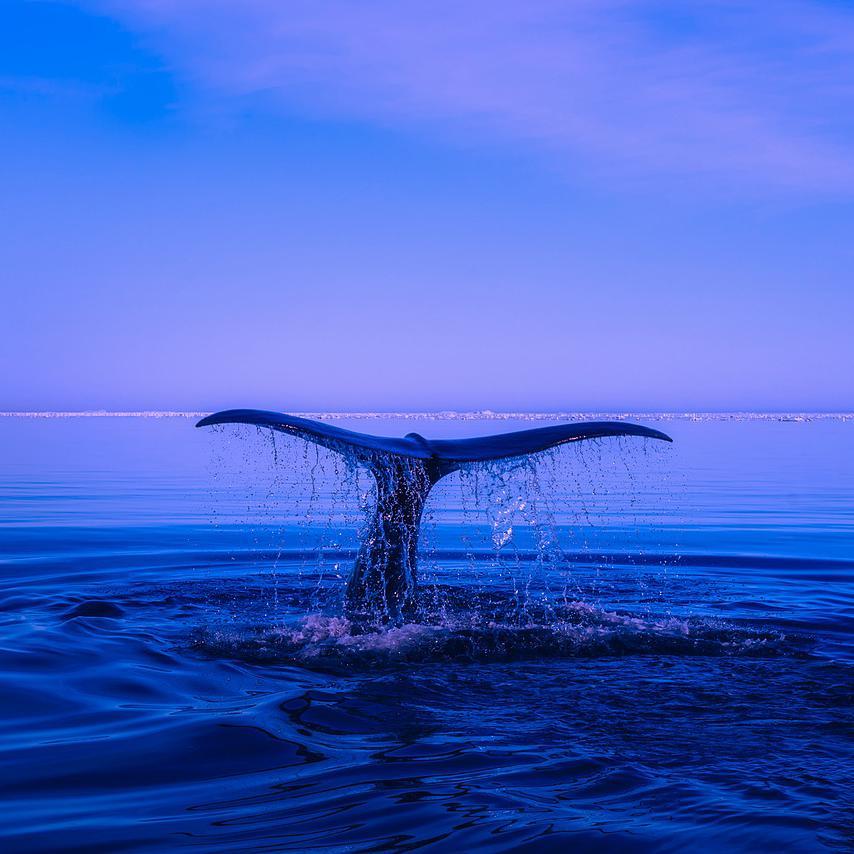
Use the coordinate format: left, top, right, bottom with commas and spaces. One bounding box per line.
1, 0, 853, 412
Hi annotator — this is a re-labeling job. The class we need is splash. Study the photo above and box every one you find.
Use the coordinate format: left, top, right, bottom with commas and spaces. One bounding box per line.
185, 418, 823, 668
198, 410, 672, 628
192, 599, 809, 669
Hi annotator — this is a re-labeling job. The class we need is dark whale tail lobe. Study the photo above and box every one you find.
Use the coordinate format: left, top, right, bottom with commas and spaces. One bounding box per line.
197, 410, 672, 624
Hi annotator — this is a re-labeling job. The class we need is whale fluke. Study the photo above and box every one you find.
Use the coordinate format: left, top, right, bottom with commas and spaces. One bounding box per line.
197, 410, 672, 624
196, 409, 672, 463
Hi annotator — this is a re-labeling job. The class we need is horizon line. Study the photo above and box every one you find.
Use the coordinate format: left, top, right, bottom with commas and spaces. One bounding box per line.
1, 410, 853, 421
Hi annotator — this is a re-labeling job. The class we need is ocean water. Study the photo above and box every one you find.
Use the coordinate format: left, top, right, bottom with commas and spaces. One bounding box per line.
0, 414, 852, 852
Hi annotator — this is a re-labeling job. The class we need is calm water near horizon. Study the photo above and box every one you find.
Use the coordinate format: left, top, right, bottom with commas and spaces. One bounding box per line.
0, 414, 851, 851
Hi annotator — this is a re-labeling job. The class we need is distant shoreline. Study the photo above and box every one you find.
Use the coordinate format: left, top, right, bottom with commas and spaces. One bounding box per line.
1, 411, 852, 422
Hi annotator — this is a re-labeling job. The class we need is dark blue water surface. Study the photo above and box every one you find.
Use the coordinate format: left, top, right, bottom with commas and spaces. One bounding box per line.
0, 415, 852, 852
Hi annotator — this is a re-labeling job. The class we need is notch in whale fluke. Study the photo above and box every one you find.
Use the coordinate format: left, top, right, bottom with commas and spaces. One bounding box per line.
195, 409, 672, 464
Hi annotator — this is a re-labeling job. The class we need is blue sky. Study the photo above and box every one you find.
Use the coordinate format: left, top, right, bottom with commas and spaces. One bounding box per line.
1, 0, 853, 411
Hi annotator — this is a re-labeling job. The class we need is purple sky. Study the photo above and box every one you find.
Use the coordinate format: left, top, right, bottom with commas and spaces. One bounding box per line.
2, 1, 853, 411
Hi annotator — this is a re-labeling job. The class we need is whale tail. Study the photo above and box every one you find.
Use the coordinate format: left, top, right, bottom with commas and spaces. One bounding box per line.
197, 410, 672, 624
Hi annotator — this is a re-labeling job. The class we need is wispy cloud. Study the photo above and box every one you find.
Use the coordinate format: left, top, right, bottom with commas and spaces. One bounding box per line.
0, 73, 115, 101
87, 0, 854, 193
